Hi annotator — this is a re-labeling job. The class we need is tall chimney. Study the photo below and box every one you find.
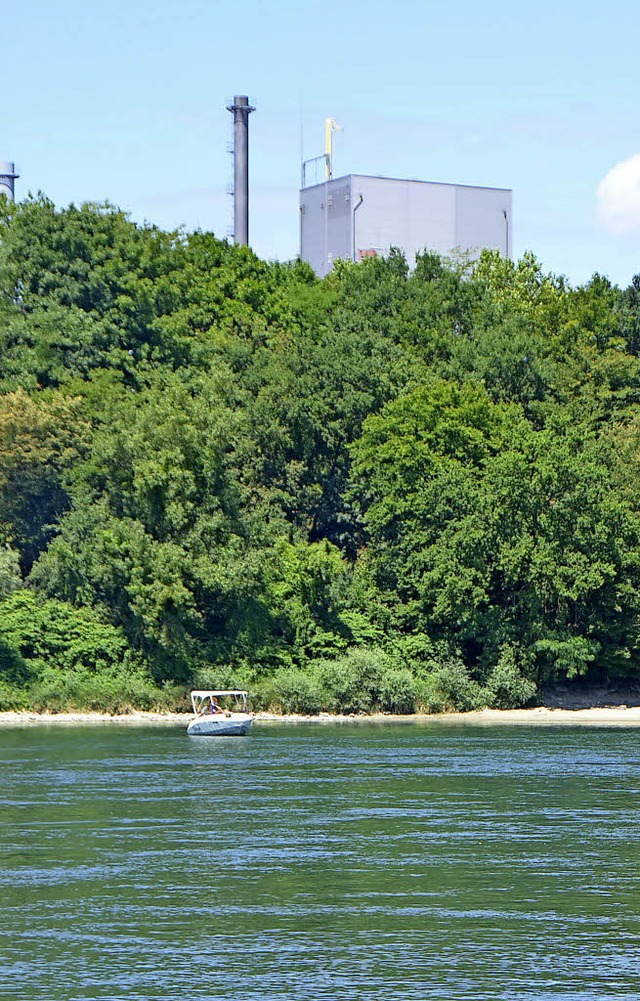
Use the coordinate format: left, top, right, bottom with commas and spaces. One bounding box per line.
0, 162, 19, 202
226, 95, 255, 246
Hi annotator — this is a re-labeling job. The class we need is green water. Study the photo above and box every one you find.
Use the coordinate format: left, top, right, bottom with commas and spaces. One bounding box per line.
1, 721, 640, 1000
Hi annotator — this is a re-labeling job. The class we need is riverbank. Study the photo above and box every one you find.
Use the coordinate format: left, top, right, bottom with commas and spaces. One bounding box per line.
3, 705, 640, 726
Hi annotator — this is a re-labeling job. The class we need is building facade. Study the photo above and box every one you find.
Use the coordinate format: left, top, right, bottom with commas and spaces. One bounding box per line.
300, 173, 512, 277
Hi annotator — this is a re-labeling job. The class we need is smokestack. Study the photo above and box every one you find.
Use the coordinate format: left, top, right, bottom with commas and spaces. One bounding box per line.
226, 95, 255, 245
0, 162, 19, 202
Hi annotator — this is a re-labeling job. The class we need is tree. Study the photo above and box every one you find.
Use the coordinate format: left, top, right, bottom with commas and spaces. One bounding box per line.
0, 388, 91, 569
351, 380, 640, 684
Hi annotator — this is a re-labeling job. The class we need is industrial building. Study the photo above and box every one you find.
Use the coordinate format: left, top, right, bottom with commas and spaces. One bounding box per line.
3, 102, 514, 277
299, 173, 512, 277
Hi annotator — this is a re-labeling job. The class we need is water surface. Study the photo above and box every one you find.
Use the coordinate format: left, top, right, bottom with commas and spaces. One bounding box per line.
1, 721, 639, 1000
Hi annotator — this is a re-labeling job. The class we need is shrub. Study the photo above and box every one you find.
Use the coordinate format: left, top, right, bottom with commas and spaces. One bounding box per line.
428, 657, 486, 712
315, 646, 393, 713
27, 670, 186, 714
379, 667, 416, 714
261, 668, 323, 715
0, 679, 31, 711
484, 645, 537, 709
0, 590, 132, 676
0, 590, 187, 712
0, 635, 33, 686
316, 658, 367, 713
414, 675, 447, 715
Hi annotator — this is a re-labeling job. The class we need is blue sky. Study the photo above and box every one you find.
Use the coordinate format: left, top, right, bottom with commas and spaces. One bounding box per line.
4, 0, 639, 286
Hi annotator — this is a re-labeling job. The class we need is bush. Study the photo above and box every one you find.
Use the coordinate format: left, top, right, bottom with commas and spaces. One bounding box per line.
414, 675, 446, 714
0, 635, 33, 686
484, 645, 537, 709
249, 647, 409, 715
0, 590, 133, 676
260, 668, 324, 715
427, 658, 486, 712
27, 670, 186, 714
379, 667, 416, 713
314, 646, 394, 713
0, 679, 31, 711
316, 658, 368, 713
0, 590, 188, 712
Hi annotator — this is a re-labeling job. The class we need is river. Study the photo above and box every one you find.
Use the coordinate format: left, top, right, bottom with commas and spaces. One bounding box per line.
1, 721, 640, 1000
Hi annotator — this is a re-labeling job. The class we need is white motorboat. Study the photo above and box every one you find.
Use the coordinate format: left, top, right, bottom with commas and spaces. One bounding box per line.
187, 690, 253, 737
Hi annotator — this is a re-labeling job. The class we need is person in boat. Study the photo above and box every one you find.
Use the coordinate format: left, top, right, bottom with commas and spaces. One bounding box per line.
209, 697, 223, 714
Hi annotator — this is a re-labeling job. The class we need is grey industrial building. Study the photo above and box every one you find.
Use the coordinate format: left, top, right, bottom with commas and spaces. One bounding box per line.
300, 173, 512, 277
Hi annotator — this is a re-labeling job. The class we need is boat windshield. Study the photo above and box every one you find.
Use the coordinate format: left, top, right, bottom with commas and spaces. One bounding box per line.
190, 690, 248, 716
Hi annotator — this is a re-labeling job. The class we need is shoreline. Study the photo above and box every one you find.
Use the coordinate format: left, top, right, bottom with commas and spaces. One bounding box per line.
3, 705, 640, 727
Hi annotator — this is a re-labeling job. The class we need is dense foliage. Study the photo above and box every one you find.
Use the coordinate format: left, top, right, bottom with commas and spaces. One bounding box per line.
1, 195, 640, 712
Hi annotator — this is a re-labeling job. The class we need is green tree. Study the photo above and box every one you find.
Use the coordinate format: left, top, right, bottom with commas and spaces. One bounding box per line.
352, 381, 640, 685
0, 388, 91, 569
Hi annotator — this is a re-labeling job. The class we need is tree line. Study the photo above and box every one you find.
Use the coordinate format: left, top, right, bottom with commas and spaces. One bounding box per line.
1, 195, 640, 712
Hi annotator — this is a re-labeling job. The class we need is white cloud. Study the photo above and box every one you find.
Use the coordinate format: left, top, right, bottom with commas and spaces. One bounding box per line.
596, 154, 640, 234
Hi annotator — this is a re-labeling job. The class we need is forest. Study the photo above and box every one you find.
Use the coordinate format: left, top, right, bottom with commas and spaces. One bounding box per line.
1, 195, 640, 714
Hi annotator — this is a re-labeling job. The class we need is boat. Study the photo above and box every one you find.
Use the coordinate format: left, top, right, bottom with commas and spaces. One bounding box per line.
187, 690, 253, 737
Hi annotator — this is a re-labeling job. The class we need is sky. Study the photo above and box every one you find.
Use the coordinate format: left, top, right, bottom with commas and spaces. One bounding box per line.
3, 0, 640, 287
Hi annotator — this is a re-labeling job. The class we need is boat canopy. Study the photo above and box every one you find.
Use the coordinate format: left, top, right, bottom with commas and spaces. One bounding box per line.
190, 690, 248, 698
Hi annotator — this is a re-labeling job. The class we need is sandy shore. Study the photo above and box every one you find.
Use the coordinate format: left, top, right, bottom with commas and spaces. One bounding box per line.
2, 706, 640, 727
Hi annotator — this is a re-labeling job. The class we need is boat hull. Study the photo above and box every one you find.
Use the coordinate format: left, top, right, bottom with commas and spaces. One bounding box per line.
187, 713, 252, 737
